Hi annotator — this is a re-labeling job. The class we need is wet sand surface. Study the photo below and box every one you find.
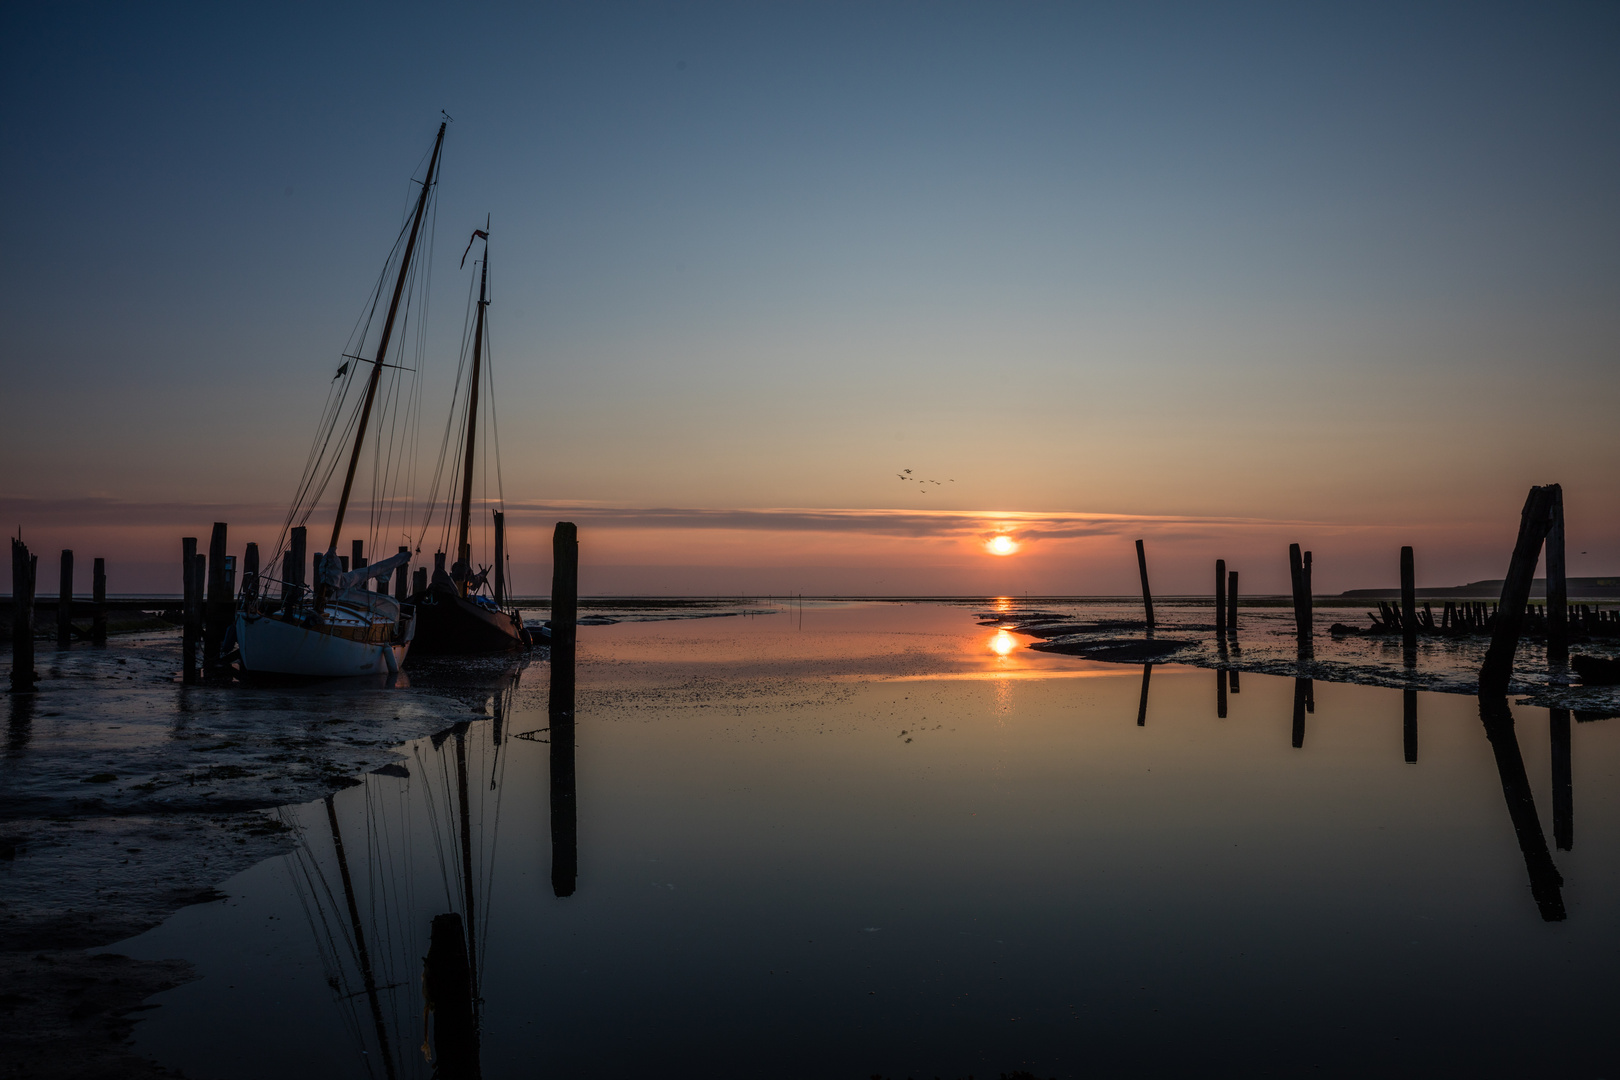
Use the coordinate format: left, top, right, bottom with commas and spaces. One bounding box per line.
62, 602, 1620, 1078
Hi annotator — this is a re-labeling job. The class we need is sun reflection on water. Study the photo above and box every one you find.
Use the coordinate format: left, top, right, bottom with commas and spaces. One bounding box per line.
989, 630, 1018, 657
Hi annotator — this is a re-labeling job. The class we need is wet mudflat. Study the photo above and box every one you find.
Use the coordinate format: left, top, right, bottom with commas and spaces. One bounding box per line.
109, 602, 1619, 1079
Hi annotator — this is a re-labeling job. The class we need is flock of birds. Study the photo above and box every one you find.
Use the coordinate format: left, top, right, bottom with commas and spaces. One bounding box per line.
896, 468, 953, 493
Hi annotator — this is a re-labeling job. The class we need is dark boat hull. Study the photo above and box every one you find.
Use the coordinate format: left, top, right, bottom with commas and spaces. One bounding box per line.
408, 584, 525, 655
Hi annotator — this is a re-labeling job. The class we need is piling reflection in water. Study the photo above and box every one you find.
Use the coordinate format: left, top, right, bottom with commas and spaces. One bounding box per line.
1478, 695, 1566, 922
1403, 689, 1418, 764
1549, 707, 1572, 851
423, 912, 481, 1079
1135, 663, 1151, 726
1216, 667, 1227, 719
550, 639, 578, 899
1291, 678, 1313, 748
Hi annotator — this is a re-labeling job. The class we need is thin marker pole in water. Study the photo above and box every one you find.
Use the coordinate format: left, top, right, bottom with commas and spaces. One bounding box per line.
1227, 570, 1238, 635
1135, 540, 1154, 629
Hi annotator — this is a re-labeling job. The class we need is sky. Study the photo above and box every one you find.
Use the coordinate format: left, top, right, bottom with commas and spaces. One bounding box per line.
2, 1, 1617, 595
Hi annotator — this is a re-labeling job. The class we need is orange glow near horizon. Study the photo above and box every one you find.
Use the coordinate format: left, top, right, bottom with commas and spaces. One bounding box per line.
988, 535, 1019, 556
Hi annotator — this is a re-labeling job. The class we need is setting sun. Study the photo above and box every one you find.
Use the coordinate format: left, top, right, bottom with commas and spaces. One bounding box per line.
987, 535, 1019, 556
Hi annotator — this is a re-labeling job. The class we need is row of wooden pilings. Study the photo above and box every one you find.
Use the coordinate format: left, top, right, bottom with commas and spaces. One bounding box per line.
9, 538, 112, 691
1131, 483, 1574, 688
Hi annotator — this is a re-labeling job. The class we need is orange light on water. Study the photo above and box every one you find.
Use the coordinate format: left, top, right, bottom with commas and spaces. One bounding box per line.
989, 630, 1018, 656
988, 535, 1018, 556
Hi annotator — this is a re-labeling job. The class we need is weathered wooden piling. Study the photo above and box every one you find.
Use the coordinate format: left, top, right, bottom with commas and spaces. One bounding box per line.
351, 540, 366, 590
395, 546, 410, 602
181, 537, 199, 683
289, 525, 307, 602
91, 558, 107, 645
1214, 559, 1227, 635
1227, 570, 1238, 634
10, 538, 38, 691
1400, 546, 1417, 650
242, 543, 259, 604
550, 522, 579, 709
1550, 707, 1572, 851
1479, 485, 1559, 697
57, 550, 73, 646
1288, 545, 1313, 655
204, 523, 229, 671
1403, 688, 1417, 764
1228, 668, 1240, 694
413, 566, 428, 595
493, 511, 506, 606
1136, 663, 1152, 726
550, 520, 580, 899
1135, 539, 1154, 629
1546, 487, 1568, 668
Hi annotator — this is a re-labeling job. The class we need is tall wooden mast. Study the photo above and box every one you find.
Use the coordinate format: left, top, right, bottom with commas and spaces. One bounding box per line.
327, 121, 446, 558
454, 223, 488, 595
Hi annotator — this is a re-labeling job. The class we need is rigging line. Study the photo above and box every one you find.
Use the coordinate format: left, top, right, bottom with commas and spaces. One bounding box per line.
280, 821, 375, 1075
414, 744, 459, 912
414, 266, 478, 551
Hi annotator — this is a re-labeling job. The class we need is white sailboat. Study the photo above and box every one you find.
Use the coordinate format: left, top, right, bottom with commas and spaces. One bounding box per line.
236, 121, 447, 677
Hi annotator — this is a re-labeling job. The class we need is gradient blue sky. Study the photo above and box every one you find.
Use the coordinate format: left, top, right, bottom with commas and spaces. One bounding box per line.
3, 2, 1617, 593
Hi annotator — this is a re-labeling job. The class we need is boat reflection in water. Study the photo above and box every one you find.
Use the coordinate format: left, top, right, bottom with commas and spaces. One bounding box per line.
279, 661, 531, 1079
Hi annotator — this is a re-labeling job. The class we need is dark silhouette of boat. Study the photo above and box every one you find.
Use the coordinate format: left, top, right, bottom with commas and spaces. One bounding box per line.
409, 224, 526, 656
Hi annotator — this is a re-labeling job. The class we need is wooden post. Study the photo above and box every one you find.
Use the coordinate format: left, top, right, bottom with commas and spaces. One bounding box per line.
1546, 487, 1568, 668
413, 566, 428, 596
1550, 708, 1572, 851
243, 543, 260, 604
1403, 688, 1417, 764
1229, 668, 1240, 694
91, 558, 107, 645
1480, 485, 1558, 696
1303, 551, 1313, 654
1288, 544, 1313, 655
289, 525, 307, 601
181, 537, 199, 684
10, 538, 38, 691
1400, 546, 1417, 650
1214, 559, 1226, 635
550, 522, 579, 711
1136, 663, 1152, 726
1227, 570, 1238, 635
56, 550, 73, 647
395, 546, 409, 602
352, 539, 366, 590
493, 511, 506, 607
204, 523, 229, 671
1135, 540, 1154, 628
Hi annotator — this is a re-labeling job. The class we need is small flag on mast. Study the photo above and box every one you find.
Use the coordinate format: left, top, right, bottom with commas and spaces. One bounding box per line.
333, 361, 349, 380
460, 228, 489, 269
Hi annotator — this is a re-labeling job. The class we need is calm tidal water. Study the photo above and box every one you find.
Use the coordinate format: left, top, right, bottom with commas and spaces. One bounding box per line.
114, 603, 1620, 1078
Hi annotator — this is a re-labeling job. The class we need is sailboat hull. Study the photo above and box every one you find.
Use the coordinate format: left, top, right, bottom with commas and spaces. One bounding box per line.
236, 612, 411, 676
408, 584, 525, 655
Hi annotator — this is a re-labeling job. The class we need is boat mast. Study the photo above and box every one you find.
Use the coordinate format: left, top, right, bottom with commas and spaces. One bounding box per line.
327, 121, 447, 561
454, 222, 489, 596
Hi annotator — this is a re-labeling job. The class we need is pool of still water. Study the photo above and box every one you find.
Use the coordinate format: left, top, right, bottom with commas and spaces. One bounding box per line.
114, 603, 1619, 1079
